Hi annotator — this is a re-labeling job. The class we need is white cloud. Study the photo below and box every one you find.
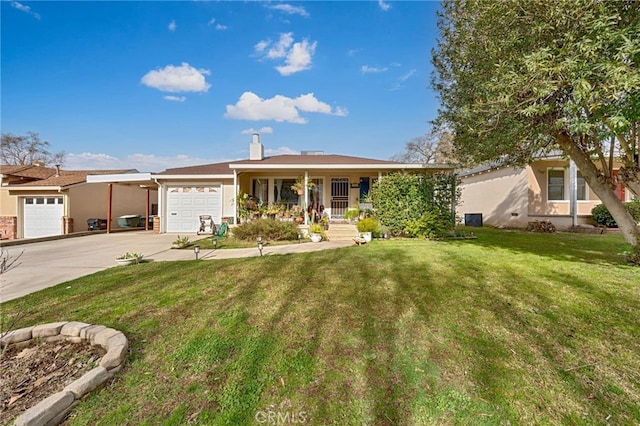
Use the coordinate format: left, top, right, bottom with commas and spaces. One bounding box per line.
11, 1, 40, 19
391, 69, 417, 90
141, 63, 211, 93
163, 95, 186, 102
361, 65, 388, 74
263, 33, 294, 59
65, 152, 232, 173
254, 40, 270, 54
265, 146, 299, 156
378, 0, 392, 11
265, 4, 309, 17
241, 127, 274, 135
225, 92, 348, 123
333, 106, 349, 117
208, 17, 227, 30
168, 20, 176, 32
254, 33, 316, 76
347, 48, 362, 57
276, 39, 317, 76
398, 68, 416, 82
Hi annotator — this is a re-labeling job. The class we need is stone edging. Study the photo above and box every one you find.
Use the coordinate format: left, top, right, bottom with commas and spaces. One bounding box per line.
0, 321, 128, 426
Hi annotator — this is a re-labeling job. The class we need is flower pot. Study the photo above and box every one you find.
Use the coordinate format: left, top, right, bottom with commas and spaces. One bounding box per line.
310, 233, 322, 243
360, 232, 372, 242
115, 255, 142, 265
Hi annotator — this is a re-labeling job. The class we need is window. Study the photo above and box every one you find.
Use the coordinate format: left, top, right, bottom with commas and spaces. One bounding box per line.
548, 169, 588, 201
548, 170, 564, 200
577, 172, 587, 201
252, 179, 269, 204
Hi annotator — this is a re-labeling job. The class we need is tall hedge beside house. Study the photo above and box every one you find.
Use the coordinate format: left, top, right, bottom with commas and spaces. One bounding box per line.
370, 172, 459, 236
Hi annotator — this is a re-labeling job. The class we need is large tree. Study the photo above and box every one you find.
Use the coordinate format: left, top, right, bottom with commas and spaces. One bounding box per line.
1, 132, 65, 166
391, 129, 455, 164
432, 0, 640, 246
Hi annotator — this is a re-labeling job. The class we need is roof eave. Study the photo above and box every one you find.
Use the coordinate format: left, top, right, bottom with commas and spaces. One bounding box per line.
152, 174, 235, 180
229, 163, 454, 170
6, 185, 65, 191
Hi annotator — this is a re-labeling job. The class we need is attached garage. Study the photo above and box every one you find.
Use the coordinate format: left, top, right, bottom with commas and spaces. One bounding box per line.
166, 185, 222, 233
23, 196, 64, 238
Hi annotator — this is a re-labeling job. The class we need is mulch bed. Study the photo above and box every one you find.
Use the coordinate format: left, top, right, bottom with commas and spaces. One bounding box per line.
0, 339, 105, 424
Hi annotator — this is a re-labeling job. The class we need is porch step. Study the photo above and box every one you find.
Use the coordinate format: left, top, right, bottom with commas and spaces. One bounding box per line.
325, 223, 358, 241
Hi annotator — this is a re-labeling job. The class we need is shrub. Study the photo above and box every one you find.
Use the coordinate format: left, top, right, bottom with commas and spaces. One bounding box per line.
370, 171, 459, 236
231, 219, 300, 241
627, 199, 640, 221
344, 209, 359, 221
171, 235, 191, 249
591, 200, 640, 228
403, 209, 453, 239
356, 217, 379, 233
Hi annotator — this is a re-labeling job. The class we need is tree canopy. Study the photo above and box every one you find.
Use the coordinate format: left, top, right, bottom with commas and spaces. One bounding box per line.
432, 0, 640, 245
1, 132, 65, 167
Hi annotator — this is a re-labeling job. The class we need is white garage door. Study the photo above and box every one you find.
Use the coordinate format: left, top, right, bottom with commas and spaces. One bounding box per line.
166, 186, 221, 233
24, 197, 64, 238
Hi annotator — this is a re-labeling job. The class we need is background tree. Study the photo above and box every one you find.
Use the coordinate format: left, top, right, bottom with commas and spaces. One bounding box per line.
1, 132, 65, 166
432, 0, 640, 246
391, 129, 455, 164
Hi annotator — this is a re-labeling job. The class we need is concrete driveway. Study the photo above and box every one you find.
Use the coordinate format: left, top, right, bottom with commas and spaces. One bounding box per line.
0, 231, 353, 303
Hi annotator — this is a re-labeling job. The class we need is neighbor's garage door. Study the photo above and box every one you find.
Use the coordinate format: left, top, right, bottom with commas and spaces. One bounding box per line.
166, 186, 221, 233
24, 197, 64, 238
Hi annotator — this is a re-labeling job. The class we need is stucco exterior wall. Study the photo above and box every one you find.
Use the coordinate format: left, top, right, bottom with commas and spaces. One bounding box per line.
221, 182, 236, 220
459, 159, 636, 231
458, 167, 529, 228
0, 189, 17, 216
528, 160, 601, 217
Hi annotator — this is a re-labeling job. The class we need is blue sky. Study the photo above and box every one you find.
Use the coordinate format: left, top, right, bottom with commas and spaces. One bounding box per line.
2, 1, 441, 172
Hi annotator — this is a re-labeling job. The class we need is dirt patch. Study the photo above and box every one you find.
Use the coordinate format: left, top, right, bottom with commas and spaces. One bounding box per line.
0, 339, 105, 424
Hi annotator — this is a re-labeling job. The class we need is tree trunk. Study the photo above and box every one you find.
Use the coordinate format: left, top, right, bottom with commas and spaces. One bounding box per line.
556, 132, 640, 246
617, 166, 640, 197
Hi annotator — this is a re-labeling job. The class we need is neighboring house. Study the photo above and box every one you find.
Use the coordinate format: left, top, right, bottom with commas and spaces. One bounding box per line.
0, 163, 157, 240
458, 155, 635, 230
88, 134, 453, 234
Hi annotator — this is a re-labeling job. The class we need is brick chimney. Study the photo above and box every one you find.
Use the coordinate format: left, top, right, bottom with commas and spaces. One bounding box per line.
249, 133, 264, 161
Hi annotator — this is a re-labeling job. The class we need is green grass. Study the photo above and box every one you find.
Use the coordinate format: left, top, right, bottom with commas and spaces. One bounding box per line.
2, 227, 639, 425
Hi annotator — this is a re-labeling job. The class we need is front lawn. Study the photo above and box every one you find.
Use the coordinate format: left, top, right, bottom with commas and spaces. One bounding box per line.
2, 228, 639, 425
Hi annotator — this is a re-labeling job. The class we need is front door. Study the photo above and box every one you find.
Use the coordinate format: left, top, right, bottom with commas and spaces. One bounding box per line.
330, 177, 349, 219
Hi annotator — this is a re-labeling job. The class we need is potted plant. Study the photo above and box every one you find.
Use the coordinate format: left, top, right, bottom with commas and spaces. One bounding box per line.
356, 217, 379, 242
116, 252, 143, 265
171, 235, 191, 249
291, 176, 315, 195
309, 223, 325, 242
320, 213, 330, 230
344, 209, 359, 223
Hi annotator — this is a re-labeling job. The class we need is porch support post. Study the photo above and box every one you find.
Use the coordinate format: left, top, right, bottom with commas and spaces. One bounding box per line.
107, 183, 113, 234
304, 171, 309, 225
569, 159, 578, 226
145, 188, 150, 231
378, 171, 382, 181
233, 170, 238, 224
